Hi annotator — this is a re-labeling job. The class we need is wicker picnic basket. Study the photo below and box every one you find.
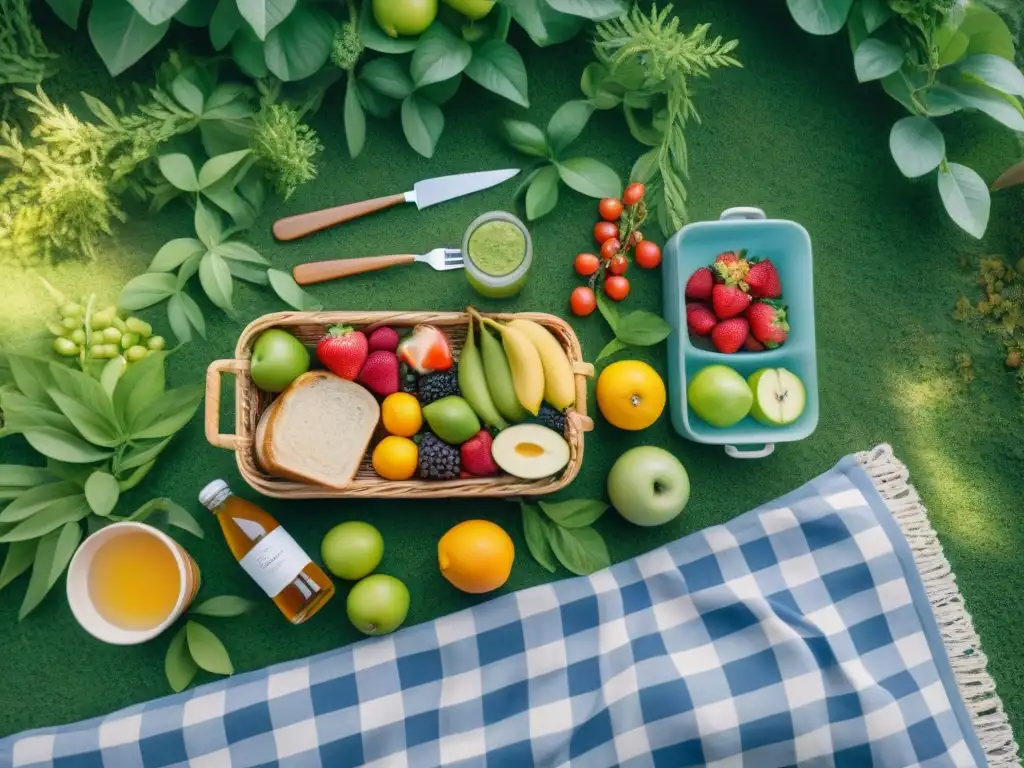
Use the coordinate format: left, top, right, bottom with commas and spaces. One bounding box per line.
204, 310, 595, 499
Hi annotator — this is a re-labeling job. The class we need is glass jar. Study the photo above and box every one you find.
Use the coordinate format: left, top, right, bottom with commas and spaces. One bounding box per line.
462, 211, 533, 299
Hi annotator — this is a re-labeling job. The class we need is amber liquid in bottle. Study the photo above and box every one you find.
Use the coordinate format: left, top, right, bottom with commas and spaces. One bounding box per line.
200, 481, 334, 624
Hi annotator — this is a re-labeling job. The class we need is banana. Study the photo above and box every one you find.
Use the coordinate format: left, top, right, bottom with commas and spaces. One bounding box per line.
480, 317, 544, 416
458, 320, 508, 429
507, 319, 575, 411
477, 322, 527, 423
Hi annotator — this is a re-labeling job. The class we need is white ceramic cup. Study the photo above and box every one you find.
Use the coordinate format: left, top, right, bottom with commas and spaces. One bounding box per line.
66, 522, 201, 645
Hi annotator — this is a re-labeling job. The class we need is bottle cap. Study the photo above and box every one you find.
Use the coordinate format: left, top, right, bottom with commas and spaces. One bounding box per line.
199, 479, 232, 511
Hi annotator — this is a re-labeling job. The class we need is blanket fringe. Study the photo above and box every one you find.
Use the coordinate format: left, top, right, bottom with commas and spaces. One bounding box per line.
857, 445, 1019, 766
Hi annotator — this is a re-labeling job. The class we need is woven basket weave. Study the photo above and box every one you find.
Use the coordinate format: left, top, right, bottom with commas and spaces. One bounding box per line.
205, 310, 595, 498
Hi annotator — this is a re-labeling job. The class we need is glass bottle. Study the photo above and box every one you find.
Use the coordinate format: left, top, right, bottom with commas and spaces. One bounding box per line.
199, 480, 334, 624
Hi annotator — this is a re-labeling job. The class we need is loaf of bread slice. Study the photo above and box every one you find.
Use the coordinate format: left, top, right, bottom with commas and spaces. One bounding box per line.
255, 371, 380, 490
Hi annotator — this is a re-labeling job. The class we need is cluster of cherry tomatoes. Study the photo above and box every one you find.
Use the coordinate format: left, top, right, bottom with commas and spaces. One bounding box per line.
569, 183, 662, 316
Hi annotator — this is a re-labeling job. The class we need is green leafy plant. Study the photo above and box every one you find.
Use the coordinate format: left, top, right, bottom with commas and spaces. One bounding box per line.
503, 100, 622, 219
521, 499, 611, 575
785, 0, 1021, 239
164, 595, 257, 692
594, 291, 671, 362
580, 4, 741, 235
119, 199, 321, 343
0, 0, 57, 88
499, 0, 627, 47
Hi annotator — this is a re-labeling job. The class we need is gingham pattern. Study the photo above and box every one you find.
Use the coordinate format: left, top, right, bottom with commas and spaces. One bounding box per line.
1, 455, 984, 767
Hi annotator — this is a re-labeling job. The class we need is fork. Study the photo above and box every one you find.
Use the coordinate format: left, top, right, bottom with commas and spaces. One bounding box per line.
292, 248, 464, 286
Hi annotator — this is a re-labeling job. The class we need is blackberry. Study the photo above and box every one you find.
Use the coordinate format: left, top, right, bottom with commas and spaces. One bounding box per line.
400, 362, 418, 394
418, 432, 460, 480
417, 366, 459, 405
534, 404, 566, 435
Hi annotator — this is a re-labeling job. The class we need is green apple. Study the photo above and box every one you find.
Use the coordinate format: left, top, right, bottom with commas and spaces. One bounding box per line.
687, 364, 752, 427
373, 0, 437, 37
250, 329, 310, 393
443, 0, 493, 20
748, 368, 806, 426
321, 521, 384, 581
347, 574, 410, 636
607, 446, 690, 527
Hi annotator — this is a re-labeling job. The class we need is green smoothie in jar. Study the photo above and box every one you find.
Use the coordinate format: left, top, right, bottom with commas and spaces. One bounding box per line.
462, 212, 532, 298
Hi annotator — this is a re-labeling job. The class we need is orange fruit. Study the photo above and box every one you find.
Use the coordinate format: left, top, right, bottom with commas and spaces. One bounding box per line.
438, 520, 514, 594
372, 436, 419, 480
381, 392, 422, 437
596, 360, 666, 430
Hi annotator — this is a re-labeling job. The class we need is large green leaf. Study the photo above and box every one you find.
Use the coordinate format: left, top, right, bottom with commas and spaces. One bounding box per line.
521, 504, 557, 573
556, 157, 621, 199
48, 364, 117, 428
125, 0, 187, 25
19, 522, 81, 620
5, 354, 56, 405
268, 269, 322, 311
118, 272, 178, 311
860, 0, 891, 33
168, 291, 206, 343
401, 95, 444, 158
538, 499, 608, 528
190, 595, 258, 617
84, 472, 120, 516
195, 198, 224, 249
209, 0, 243, 49
175, 0, 217, 26
129, 383, 204, 439
198, 149, 252, 189
88, 0, 170, 76
186, 621, 234, 674
231, 26, 268, 78
545, 0, 624, 21
150, 239, 206, 273
502, 120, 549, 157
46, 0, 84, 28
525, 166, 558, 220
46, 390, 120, 447
344, 74, 366, 158
786, 0, 853, 35
888, 116, 945, 178
360, 57, 414, 99
165, 625, 198, 692
937, 162, 990, 240
956, 54, 1024, 97
0, 540, 37, 592
264, 5, 335, 82
0, 482, 79, 524
501, 0, 583, 46
0, 495, 89, 543
853, 38, 903, 82
113, 351, 166, 432
936, 82, 1024, 131
116, 437, 172, 472
0, 466, 55, 490
463, 40, 528, 107
235, 0, 294, 39
546, 100, 594, 155
958, 4, 1015, 61
548, 525, 610, 576
410, 24, 472, 88
23, 430, 113, 464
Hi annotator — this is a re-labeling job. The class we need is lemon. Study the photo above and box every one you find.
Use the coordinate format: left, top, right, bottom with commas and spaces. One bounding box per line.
381, 392, 423, 437
372, 436, 419, 480
372, 0, 437, 37
438, 520, 514, 594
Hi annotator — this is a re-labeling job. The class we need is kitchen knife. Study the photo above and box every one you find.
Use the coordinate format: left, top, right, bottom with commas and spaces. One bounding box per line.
271, 168, 520, 242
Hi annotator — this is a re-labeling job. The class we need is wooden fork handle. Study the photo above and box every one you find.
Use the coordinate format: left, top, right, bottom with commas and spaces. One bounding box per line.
292, 254, 417, 285
272, 193, 408, 241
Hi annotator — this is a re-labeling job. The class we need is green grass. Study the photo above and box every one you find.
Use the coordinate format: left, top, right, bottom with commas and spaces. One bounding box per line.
2, 0, 1024, 741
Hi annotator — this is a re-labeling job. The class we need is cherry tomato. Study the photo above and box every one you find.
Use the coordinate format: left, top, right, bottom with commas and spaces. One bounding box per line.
629, 231, 644, 247
622, 183, 645, 206
600, 238, 621, 261
604, 275, 630, 301
598, 197, 624, 221
575, 252, 601, 276
570, 286, 597, 316
634, 240, 662, 269
608, 254, 628, 275
594, 221, 618, 244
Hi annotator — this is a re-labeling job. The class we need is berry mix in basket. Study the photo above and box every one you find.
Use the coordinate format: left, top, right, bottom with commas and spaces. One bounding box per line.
247, 311, 577, 488
684, 250, 789, 353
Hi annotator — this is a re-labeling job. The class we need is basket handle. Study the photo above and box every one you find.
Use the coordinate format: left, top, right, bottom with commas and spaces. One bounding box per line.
720, 207, 766, 221
569, 361, 595, 432
724, 444, 775, 459
205, 359, 249, 451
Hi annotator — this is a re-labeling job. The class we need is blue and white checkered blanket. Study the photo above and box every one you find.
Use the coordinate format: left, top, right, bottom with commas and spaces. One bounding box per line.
2, 454, 985, 767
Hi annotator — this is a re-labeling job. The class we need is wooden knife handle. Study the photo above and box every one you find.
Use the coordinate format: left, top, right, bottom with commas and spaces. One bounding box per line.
292, 254, 417, 285
272, 193, 407, 241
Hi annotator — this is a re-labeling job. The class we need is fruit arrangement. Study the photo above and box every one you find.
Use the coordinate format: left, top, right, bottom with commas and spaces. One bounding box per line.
41, 283, 165, 369
685, 250, 789, 353
245, 310, 581, 488
570, 183, 663, 316
687, 365, 807, 428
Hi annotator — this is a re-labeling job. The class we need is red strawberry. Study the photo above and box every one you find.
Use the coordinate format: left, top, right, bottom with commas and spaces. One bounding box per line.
742, 333, 766, 352
686, 304, 717, 336
746, 301, 789, 348
714, 251, 739, 265
745, 260, 782, 298
685, 267, 713, 300
460, 430, 499, 477
711, 284, 752, 319
357, 351, 400, 395
711, 318, 749, 354
316, 325, 368, 380
367, 326, 400, 352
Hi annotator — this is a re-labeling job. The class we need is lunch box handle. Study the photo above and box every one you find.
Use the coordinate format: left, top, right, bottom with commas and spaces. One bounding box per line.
205, 359, 249, 451
725, 444, 775, 459
719, 207, 766, 221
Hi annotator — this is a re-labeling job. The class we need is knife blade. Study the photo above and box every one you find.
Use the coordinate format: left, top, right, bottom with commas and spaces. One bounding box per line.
272, 168, 521, 242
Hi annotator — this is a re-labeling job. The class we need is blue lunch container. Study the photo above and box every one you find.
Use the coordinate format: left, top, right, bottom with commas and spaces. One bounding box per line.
662, 207, 819, 458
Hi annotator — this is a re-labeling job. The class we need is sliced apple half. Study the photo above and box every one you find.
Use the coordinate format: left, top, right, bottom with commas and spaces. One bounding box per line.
491, 424, 570, 480
748, 368, 806, 426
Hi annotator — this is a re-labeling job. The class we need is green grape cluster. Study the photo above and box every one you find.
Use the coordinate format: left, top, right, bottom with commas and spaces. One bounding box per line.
47, 298, 165, 365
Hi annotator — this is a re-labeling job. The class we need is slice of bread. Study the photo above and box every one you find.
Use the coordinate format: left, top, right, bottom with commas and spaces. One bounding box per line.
255, 371, 380, 489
